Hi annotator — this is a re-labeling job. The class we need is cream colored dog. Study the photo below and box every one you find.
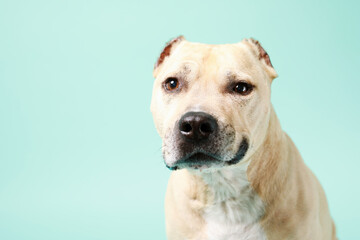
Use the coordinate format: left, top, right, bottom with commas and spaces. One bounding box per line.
150, 36, 336, 240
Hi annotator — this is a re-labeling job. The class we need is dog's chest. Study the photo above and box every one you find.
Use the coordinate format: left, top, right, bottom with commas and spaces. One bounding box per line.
201, 168, 267, 240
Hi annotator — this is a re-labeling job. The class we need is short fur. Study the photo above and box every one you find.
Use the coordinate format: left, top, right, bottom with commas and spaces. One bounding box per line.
151, 36, 336, 240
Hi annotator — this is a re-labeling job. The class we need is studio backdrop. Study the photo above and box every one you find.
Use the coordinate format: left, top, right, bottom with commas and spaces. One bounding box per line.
0, 0, 359, 239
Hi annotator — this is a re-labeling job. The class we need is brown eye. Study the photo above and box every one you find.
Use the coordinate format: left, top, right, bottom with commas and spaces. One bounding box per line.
164, 77, 180, 91
233, 82, 253, 95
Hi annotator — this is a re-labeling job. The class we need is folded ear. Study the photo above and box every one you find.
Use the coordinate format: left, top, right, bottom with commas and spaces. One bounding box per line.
153, 36, 185, 78
243, 38, 278, 80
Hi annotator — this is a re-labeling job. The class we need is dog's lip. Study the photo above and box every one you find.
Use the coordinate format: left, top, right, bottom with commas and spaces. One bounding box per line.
166, 138, 249, 171
166, 152, 223, 171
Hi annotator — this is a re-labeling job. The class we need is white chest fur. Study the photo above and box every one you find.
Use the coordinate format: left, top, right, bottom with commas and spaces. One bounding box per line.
199, 166, 267, 240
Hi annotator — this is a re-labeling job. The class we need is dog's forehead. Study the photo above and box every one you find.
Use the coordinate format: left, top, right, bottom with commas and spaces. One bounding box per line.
163, 41, 259, 80
178, 42, 252, 64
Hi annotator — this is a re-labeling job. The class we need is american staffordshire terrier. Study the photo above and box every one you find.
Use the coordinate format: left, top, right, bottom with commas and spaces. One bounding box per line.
150, 36, 337, 240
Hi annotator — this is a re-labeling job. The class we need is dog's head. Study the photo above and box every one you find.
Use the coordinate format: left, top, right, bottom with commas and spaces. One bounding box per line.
151, 36, 277, 171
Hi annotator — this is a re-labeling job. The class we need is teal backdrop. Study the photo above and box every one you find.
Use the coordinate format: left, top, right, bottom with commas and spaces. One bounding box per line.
0, 0, 359, 239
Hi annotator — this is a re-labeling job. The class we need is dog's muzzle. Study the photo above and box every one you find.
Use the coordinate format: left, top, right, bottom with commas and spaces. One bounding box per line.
165, 111, 249, 171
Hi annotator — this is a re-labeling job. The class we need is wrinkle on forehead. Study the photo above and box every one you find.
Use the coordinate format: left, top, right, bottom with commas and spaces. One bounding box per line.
174, 42, 261, 85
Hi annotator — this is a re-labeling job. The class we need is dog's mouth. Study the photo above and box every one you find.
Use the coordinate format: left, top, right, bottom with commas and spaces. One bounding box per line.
168, 152, 222, 171
166, 138, 249, 171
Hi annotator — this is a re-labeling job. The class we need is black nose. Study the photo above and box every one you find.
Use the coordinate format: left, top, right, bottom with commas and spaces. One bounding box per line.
178, 112, 218, 141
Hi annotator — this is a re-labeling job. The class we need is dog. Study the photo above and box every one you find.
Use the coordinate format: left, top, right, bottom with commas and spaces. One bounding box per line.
150, 36, 337, 240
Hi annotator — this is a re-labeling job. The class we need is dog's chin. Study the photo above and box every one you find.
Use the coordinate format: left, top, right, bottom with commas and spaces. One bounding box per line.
165, 139, 249, 171
167, 153, 224, 171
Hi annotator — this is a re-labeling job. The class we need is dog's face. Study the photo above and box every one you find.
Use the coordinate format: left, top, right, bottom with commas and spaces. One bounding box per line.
151, 37, 277, 171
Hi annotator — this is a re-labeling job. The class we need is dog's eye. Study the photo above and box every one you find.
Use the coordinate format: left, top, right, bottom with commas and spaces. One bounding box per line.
233, 82, 253, 95
164, 77, 180, 91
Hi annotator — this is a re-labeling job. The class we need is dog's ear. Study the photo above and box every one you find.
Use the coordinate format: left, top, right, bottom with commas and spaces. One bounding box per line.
153, 36, 185, 78
243, 38, 278, 80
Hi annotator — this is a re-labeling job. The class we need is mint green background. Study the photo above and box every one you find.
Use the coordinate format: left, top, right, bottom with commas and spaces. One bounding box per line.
0, 0, 359, 239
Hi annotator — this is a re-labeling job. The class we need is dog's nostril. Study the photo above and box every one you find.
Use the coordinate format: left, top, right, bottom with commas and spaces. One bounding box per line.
200, 122, 213, 134
178, 112, 218, 141
180, 122, 192, 133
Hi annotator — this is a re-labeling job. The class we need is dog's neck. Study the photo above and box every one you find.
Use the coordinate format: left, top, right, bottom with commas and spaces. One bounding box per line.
198, 165, 264, 225
247, 107, 291, 203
